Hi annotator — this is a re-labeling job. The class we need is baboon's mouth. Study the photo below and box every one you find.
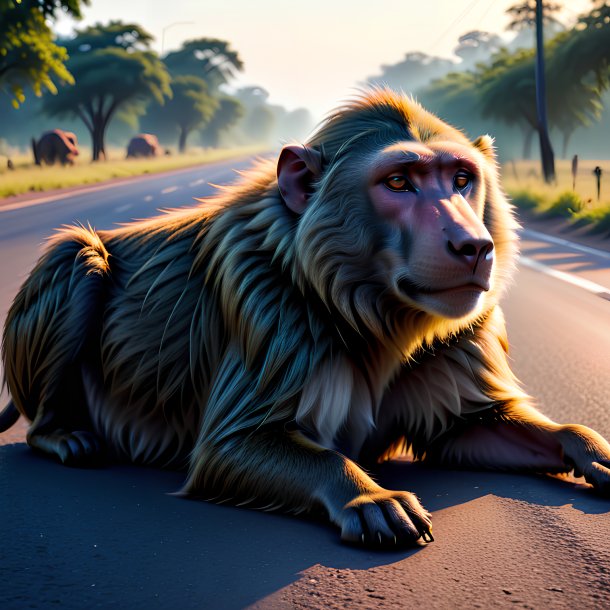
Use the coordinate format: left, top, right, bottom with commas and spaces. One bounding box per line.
398, 278, 490, 297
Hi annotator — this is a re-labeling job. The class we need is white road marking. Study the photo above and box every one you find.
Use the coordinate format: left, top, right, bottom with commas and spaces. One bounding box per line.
189, 178, 205, 186
115, 204, 132, 213
161, 186, 178, 194
520, 256, 610, 300
0, 153, 256, 214
522, 228, 610, 261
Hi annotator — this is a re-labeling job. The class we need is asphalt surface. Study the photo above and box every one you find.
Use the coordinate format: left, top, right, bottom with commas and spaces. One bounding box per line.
1, 161, 610, 609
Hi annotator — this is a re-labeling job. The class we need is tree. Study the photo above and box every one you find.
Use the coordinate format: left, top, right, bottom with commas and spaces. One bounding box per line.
453, 31, 503, 69
43, 22, 171, 161
144, 76, 218, 152
199, 96, 244, 148
546, 31, 604, 157
533, 0, 555, 183
478, 49, 539, 158
506, 1, 565, 51
556, 3, 610, 91
0, 0, 88, 107
506, 1, 563, 30
365, 52, 455, 93
275, 107, 315, 142
418, 71, 484, 137
163, 38, 243, 91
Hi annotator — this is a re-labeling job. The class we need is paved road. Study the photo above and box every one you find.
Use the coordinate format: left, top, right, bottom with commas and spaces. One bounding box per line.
1, 163, 609, 609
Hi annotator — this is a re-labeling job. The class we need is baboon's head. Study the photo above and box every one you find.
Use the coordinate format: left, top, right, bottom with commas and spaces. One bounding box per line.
277, 89, 518, 340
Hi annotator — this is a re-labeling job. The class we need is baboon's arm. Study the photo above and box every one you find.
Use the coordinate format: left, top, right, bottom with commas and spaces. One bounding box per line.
426, 404, 610, 495
184, 428, 433, 546
422, 311, 610, 495
182, 344, 431, 546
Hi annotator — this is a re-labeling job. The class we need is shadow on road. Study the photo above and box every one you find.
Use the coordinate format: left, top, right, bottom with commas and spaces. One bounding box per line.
521, 243, 610, 273
376, 458, 610, 516
2, 443, 607, 609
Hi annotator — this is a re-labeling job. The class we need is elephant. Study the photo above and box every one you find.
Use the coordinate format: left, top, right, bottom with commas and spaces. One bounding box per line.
126, 134, 162, 158
32, 130, 79, 166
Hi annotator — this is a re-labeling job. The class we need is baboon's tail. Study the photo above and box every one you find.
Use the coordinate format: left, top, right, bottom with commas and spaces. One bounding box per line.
0, 400, 20, 432
3, 225, 111, 426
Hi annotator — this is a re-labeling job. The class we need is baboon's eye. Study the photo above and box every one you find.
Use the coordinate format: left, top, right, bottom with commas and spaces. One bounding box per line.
454, 171, 473, 192
384, 174, 417, 192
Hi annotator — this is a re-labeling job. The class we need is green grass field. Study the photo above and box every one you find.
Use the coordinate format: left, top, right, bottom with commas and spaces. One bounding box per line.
502, 158, 610, 233
502, 159, 609, 207
0, 146, 266, 199
2, 152, 609, 233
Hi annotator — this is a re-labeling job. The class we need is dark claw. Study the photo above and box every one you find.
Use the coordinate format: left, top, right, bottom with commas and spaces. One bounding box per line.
421, 529, 434, 543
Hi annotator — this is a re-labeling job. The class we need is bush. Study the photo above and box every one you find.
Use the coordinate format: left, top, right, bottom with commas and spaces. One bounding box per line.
573, 204, 610, 234
543, 191, 584, 218
508, 189, 546, 211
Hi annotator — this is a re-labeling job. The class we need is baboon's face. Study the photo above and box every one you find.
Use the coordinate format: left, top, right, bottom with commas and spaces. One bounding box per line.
367, 140, 494, 320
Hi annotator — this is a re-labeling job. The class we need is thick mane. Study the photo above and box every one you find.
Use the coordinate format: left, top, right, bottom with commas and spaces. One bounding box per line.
307, 88, 472, 161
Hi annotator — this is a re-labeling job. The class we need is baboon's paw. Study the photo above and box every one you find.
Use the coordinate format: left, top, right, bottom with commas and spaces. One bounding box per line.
28, 430, 104, 467
582, 460, 610, 496
559, 425, 610, 496
339, 490, 433, 548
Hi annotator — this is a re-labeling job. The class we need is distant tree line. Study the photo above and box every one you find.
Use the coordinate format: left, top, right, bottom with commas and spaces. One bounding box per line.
366, 1, 610, 161
0, 2, 313, 160
2, 1, 610, 161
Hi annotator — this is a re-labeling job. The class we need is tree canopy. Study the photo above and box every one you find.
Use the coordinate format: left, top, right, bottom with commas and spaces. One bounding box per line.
0, 0, 89, 107
144, 76, 218, 152
454, 31, 503, 69
366, 52, 454, 93
43, 22, 171, 160
163, 38, 244, 91
199, 95, 244, 148
506, 1, 564, 31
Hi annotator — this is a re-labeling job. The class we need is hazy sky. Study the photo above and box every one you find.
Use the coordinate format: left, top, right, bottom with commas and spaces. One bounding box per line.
55, 0, 591, 120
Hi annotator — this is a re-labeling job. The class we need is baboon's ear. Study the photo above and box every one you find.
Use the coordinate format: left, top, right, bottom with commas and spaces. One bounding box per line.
277, 145, 322, 214
473, 134, 496, 161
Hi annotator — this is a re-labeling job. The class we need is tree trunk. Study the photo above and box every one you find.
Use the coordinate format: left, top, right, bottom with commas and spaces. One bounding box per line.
92, 122, 106, 162
534, 0, 555, 183
522, 129, 535, 160
178, 128, 188, 153
562, 132, 572, 159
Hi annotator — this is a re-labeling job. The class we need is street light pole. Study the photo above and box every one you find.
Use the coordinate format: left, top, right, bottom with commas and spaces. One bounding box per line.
160, 21, 195, 57
535, 0, 555, 183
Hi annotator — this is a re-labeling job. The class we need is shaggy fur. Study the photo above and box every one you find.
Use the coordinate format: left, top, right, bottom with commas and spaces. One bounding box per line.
3, 88, 610, 547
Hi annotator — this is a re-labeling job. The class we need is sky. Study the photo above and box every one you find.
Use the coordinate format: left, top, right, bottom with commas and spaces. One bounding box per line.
55, 0, 592, 120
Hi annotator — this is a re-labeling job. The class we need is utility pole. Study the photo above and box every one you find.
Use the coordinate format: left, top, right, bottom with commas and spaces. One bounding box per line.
535, 0, 555, 183
161, 21, 194, 57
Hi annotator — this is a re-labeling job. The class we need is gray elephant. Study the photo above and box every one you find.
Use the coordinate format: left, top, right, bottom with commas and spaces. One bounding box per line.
126, 134, 161, 158
32, 130, 79, 166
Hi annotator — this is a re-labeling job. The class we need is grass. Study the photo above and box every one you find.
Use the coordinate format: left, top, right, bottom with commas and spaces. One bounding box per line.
503, 158, 610, 233
3, 153, 610, 235
0, 146, 266, 199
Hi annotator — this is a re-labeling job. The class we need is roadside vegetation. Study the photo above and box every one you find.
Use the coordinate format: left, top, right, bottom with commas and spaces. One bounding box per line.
504, 158, 610, 233
0, 146, 264, 198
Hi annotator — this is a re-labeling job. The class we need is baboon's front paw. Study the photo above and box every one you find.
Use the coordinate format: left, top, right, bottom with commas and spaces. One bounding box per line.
570, 459, 610, 496
560, 425, 610, 496
338, 490, 433, 548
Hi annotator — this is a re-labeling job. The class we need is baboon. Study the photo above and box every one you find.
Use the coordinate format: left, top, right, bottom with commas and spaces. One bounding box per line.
2, 89, 610, 547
